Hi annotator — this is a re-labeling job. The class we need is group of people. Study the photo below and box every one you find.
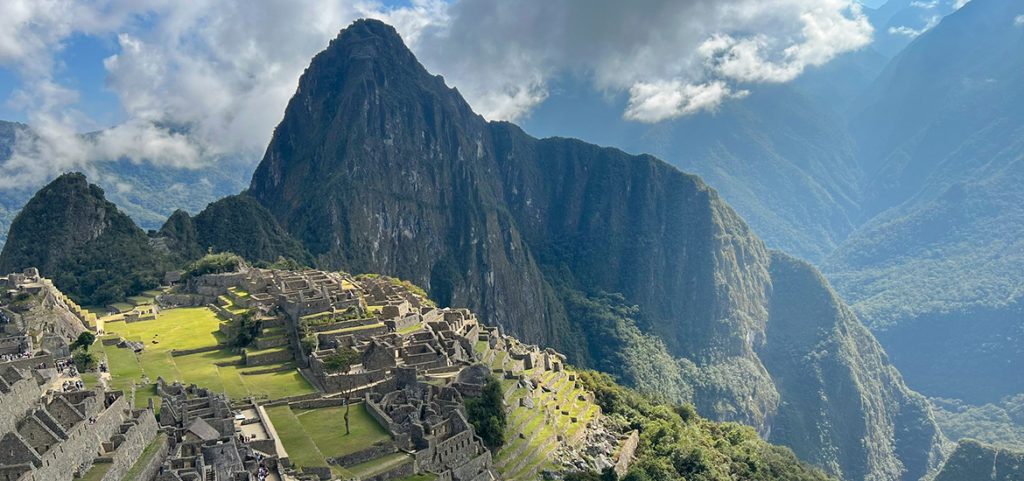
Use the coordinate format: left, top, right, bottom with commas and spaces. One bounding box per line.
0, 349, 31, 362
62, 379, 84, 392
54, 358, 77, 375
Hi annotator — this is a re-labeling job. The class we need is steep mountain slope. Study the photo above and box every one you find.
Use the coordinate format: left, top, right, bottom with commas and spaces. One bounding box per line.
0, 120, 249, 247
865, 0, 963, 59
826, 0, 1024, 402
0, 173, 165, 305
521, 81, 864, 263
931, 440, 1024, 481
249, 19, 945, 481
157, 195, 312, 265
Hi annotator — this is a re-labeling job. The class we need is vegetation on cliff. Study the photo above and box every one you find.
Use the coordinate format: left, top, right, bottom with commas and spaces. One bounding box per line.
465, 375, 507, 450
0, 172, 166, 306
578, 370, 835, 481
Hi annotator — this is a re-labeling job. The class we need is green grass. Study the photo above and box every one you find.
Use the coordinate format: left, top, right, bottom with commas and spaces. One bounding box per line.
266, 406, 355, 478
397, 322, 424, 335
78, 461, 112, 481
294, 404, 390, 459
268, 403, 391, 478
127, 295, 154, 306
395, 475, 438, 481
349, 452, 412, 477
110, 302, 135, 313
80, 371, 99, 388
99, 307, 313, 401
123, 433, 167, 480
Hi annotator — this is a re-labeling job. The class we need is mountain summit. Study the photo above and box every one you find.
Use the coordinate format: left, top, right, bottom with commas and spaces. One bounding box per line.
246, 19, 946, 481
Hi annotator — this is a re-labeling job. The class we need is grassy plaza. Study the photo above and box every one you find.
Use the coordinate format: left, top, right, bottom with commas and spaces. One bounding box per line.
96, 307, 314, 404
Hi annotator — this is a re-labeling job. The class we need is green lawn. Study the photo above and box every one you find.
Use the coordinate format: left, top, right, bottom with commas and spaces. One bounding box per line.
78, 461, 112, 481
266, 406, 343, 475
294, 404, 390, 458
99, 307, 314, 401
127, 295, 154, 306
110, 302, 135, 313
80, 371, 99, 388
268, 403, 391, 476
395, 475, 438, 481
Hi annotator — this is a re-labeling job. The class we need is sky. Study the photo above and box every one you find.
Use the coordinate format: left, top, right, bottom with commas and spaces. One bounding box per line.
0, 0, 971, 190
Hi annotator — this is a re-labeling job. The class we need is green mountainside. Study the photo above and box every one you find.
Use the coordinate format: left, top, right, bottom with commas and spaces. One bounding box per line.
0, 173, 165, 305
931, 440, 1024, 481
825, 0, 1024, 402
931, 395, 1024, 451
246, 19, 945, 481
159, 194, 312, 265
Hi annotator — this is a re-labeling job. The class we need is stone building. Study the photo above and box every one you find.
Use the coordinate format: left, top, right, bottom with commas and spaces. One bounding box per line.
0, 384, 157, 481
155, 380, 285, 481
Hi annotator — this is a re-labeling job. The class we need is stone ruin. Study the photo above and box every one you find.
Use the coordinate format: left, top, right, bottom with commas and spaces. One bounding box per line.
149, 267, 632, 480
155, 379, 284, 481
0, 364, 157, 481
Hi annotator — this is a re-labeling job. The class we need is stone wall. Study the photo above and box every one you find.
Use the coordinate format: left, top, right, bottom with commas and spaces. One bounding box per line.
244, 348, 293, 366
0, 372, 42, 435
128, 434, 170, 481
613, 430, 640, 478
327, 440, 396, 467
363, 456, 414, 481
98, 410, 159, 481
414, 429, 478, 474
0, 355, 52, 373
14, 393, 131, 481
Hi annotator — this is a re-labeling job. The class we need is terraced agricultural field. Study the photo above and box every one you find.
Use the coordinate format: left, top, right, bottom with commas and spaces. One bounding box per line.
96, 307, 313, 402
474, 341, 601, 480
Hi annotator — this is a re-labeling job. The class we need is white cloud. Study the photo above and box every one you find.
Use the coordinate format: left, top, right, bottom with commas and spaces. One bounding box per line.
953, 0, 971, 10
412, 0, 872, 122
0, 0, 445, 189
1015, 15, 1024, 27
888, 15, 942, 38
0, 0, 873, 188
910, 0, 939, 9
624, 81, 748, 122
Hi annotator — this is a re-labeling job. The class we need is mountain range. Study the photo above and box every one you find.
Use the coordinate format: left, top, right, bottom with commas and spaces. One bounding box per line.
0, 18, 953, 481
520, 0, 1024, 412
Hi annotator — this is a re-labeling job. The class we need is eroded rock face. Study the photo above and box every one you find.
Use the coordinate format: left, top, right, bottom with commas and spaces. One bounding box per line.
248, 19, 945, 480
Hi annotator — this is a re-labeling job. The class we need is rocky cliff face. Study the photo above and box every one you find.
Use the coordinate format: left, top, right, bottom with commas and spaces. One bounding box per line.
0, 173, 164, 305
248, 19, 945, 480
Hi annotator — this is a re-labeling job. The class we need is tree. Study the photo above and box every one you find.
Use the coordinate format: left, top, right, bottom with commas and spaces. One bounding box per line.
231, 312, 262, 349
70, 332, 96, 352
72, 349, 96, 371
465, 375, 507, 449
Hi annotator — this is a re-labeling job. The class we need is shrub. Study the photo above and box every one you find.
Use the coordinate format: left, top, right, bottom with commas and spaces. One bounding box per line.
231, 312, 262, 349
465, 375, 506, 449
72, 349, 97, 371
322, 347, 361, 373
183, 252, 243, 280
